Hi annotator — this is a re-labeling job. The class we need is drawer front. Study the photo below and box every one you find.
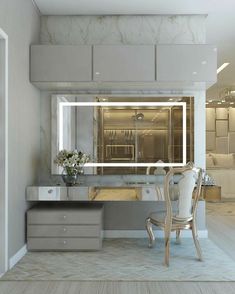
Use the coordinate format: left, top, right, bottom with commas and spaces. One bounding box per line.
27, 238, 101, 251
27, 209, 103, 225
26, 186, 67, 201
27, 225, 101, 237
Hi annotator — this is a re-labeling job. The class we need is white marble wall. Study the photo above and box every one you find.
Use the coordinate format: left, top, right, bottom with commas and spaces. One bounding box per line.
40, 15, 206, 45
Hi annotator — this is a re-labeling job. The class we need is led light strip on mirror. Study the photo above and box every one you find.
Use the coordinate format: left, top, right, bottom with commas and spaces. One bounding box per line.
59, 101, 187, 167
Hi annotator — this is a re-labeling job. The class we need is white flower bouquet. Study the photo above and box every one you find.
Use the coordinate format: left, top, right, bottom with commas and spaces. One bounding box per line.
54, 149, 90, 176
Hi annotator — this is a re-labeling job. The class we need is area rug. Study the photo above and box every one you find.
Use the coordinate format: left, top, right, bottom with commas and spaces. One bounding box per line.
2, 238, 235, 281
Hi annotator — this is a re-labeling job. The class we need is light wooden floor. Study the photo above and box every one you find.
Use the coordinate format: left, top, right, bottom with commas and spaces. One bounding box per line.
0, 281, 235, 294
0, 201, 235, 294
207, 203, 235, 262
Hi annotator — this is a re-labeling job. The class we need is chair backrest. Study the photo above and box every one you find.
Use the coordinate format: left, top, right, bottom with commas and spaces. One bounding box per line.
146, 160, 166, 175
164, 163, 202, 222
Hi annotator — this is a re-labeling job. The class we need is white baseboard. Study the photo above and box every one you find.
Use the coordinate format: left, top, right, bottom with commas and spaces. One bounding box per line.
103, 230, 208, 238
9, 244, 27, 269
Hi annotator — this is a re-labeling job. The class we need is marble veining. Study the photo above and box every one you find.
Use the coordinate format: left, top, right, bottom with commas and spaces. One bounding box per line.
2, 238, 235, 281
40, 15, 206, 45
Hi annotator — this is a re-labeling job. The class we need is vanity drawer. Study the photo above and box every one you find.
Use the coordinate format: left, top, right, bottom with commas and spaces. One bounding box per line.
27, 237, 101, 251
26, 186, 67, 201
27, 208, 103, 225
27, 225, 101, 237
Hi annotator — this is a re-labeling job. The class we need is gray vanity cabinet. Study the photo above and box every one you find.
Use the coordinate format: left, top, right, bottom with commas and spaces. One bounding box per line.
93, 45, 155, 82
30, 45, 92, 82
156, 45, 217, 82
27, 204, 103, 251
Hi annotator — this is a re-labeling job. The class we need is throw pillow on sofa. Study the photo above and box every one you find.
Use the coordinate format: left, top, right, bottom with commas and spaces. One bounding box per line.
210, 153, 235, 168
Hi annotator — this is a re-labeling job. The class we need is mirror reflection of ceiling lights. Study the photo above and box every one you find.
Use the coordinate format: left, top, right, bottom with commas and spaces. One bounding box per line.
206, 88, 235, 106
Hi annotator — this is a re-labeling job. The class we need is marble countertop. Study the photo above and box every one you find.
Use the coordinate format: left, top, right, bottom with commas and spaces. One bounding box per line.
37, 174, 167, 187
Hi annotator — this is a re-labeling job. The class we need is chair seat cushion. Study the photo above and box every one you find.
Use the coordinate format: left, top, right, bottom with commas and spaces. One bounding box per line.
149, 211, 192, 227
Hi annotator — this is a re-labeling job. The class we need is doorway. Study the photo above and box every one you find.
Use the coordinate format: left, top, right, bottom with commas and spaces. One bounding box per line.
0, 28, 8, 274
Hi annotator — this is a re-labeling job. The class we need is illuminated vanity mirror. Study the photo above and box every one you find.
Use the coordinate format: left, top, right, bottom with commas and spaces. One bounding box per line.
51, 95, 194, 177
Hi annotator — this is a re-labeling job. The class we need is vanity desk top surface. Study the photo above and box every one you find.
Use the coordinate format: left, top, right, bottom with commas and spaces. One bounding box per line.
26, 174, 183, 201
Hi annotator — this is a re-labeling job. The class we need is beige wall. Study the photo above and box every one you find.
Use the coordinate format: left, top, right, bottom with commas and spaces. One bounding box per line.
0, 0, 40, 258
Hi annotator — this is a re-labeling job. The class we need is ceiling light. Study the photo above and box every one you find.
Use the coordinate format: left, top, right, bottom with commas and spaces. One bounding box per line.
201, 61, 207, 65
222, 99, 226, 103
206, 102, 209, 105
217, 102, 222, 105
217, 63, 230, 74
230, 102, 234, 105
192, 71, 197, 75
209, 100, 213, 103
169, 98, 173, 101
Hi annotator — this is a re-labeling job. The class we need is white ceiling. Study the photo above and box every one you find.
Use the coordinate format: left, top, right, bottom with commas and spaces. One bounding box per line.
33, 0, 233, 15
33, 0, 235, 96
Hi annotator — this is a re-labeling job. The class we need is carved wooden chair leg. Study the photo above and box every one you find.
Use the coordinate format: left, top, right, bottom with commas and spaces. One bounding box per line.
191, 221, 203, 261
145, 218, 155, 248
164, 229, 171, 267
175, 229, 181, 244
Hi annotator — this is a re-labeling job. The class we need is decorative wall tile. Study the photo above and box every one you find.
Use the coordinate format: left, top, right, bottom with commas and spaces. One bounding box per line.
216, 108, 228, 120
206, 108, 215, 131
206, 131, 216, 151
216, 120, 228, 137
229, 108, 235, 131
229, 132, 235, 153
216, 137, 228, 154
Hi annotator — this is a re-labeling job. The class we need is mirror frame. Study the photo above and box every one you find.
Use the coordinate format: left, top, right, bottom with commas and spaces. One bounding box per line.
51, 95, 187, 174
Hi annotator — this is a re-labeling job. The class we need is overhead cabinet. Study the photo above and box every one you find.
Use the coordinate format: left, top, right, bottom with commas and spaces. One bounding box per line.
156, 45, 217, 82
30, 44, 217, 88
93, 45, 155, 82
30, 45, 92, 82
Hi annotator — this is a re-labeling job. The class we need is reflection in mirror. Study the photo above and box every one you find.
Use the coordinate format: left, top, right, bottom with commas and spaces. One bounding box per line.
51, 95, 194, 175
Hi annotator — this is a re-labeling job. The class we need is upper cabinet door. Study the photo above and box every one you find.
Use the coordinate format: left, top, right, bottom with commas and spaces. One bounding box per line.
157, 45, 217, 82
30, 45, 92, 82
93, 45, 155, 82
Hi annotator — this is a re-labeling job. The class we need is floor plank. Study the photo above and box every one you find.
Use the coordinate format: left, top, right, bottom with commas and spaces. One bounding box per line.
1, 281, 235, 294
206, 202, 235, 262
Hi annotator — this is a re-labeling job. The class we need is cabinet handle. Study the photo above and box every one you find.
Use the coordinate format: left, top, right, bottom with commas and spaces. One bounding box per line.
63, 227, 67, 232
63, 215, 67, 219
63, 240, 67, 245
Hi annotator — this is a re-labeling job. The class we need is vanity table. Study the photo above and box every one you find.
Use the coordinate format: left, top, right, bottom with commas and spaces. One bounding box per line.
26, 174, 180, 251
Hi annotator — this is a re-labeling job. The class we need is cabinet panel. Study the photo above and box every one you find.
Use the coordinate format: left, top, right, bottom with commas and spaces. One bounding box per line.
31, 45, 92, 82
93, 45, 155, 82
27, 208, 103, 225
157, 45, 217, 82
28, 238, 101, 251
27, 225, 101, 238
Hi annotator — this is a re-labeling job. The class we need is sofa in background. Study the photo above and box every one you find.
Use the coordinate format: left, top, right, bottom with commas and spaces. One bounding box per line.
206, 153, 235, 199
